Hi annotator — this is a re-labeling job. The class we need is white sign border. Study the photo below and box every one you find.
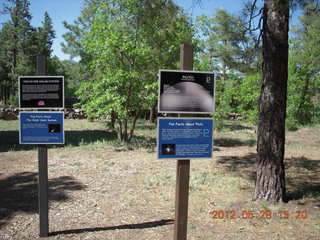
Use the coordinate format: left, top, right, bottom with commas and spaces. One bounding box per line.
157, 117, 214, 160
19, 76, 65, 110
158, 69, 216, 114
19, 111, 65, 145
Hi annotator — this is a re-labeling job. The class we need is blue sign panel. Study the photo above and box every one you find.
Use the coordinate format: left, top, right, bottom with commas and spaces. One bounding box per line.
157, 118, 213, 159
19, 112, 64, 144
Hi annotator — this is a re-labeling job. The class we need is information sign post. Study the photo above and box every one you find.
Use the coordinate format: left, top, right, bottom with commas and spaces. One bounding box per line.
158, 44, 214, 240
36, 56, 49, 238
174, 44, 193, 240
19, 57, 65, 237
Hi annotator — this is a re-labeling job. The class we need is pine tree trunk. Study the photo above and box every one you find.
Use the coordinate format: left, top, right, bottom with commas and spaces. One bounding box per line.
254, 0, 289, 202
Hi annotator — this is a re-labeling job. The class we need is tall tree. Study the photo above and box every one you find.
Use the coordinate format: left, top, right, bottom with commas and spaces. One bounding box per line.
61, 0, 101, 61
254, 0, 289, 202
196, 9, 260, 76
77, 0, 193, 142
288, 3, 320, 125
37, 12, 55, 59
195, 8, 261, 127
254, 0, 320, 202
0, 0, 35, 105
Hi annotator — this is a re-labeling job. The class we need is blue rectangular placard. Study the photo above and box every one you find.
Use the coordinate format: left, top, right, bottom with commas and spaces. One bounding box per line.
19, 112, 64, 144
157, 118, 213, 159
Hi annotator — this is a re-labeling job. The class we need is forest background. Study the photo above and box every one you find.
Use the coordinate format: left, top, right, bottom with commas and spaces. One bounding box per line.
0, 0, 319, 137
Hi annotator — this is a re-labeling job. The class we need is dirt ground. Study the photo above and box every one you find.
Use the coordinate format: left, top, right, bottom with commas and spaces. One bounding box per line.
0, 121, 319, 240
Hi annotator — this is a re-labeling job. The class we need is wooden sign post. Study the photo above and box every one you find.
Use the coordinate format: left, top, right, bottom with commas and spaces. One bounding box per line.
174, 44, 193, 240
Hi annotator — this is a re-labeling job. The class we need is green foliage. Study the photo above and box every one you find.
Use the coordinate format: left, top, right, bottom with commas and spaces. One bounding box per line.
235, 73, 261, 123
37, 11, 55, 58
194, 8, 261, 130
59, 60, 84, 98
195, 9, 260, 76
7, 93, 18, 107
0, 0, 35, 103
0, 1, 59, 104
74, 0, 193, 141
288, 5, 320, 126
213, 73, 260, 129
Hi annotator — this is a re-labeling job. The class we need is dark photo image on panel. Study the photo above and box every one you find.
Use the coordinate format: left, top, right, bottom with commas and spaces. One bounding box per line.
159, 71, 214, 113
162, 144, 176, 155
48, 124, 61, 133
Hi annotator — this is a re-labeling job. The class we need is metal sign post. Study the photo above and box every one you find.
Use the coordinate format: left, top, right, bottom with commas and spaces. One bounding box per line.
36, 56, 49, 237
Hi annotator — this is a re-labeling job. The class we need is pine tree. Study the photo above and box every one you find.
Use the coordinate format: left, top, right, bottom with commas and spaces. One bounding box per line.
37, 12, 55, 58
254, 0, 289, 202
0, 0, 35, 105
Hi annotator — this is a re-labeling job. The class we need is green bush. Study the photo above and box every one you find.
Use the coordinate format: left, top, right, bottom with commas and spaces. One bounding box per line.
286, 116, 299, 131
8, 94, 18, 107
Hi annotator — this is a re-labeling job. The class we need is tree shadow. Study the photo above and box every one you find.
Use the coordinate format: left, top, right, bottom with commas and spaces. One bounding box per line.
134, 124, 156, 131
286, 157, 320, 203
217, 153, 320, 201
288, 156, 320, 171
223, 122, 253, 131
0, 172, 86, 229
50, 219, 174, 236
130, 135, 157, 148
217, 153, 257, 182
0, 131, 36, 152
65, 130, 117, 147
0, 130, 118, 152
214, 138, 256, 147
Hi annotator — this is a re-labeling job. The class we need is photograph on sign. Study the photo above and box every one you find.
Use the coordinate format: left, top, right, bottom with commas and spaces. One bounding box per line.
157, 117, 213, 159
19, 76, 64, 109
158, 70, 215, 114
19, 112, 65, 144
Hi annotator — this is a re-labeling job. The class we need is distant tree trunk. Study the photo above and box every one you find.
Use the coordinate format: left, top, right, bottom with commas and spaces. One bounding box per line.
297, 75, 311, 123
111, 110, 116, 129
254, 0, 289, 202
148, 103, 157, 123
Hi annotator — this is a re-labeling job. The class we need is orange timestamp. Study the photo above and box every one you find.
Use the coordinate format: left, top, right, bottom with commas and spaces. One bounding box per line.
211, 209, 308, 220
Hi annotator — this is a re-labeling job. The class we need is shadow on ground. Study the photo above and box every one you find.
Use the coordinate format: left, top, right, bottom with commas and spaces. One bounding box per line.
286, 157, 320, 203
217, 153, 320, 202
217, 153, 257, 182
0, 131, 35, 152
0, 130, 156, 152
0, 130, 118, 152
0, 172, 85, 229
50, 219, 174, 236
65, 130, 117, 147
214, 137, 256, 147
134, 124, 156, 131
223, 122, 253, 131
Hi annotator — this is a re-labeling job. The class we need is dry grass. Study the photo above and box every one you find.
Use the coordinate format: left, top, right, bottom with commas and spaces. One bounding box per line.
0, 119, 319, 239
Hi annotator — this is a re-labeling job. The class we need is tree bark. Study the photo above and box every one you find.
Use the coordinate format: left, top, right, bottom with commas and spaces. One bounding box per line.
128, 110, 140, 142
254, 0, 289, 202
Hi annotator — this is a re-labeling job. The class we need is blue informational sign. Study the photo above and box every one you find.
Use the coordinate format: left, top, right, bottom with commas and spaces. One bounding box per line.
19, 112, 64, 144
157, 118, 213, 159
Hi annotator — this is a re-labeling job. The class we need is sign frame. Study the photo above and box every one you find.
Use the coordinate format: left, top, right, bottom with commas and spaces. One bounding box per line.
19, 76, 65, 110
158, 69, 215, 114
157, 117, 213, 159
19, 111, 65, 145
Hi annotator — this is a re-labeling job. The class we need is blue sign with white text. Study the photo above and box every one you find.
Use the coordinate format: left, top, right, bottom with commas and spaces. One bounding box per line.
157, 118, 213, 159
20, 112, 64, 144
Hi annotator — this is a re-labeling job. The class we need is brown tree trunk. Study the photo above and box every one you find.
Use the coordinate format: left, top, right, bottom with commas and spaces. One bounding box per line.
254, 0, 289, 202
111, 110, 116, 129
